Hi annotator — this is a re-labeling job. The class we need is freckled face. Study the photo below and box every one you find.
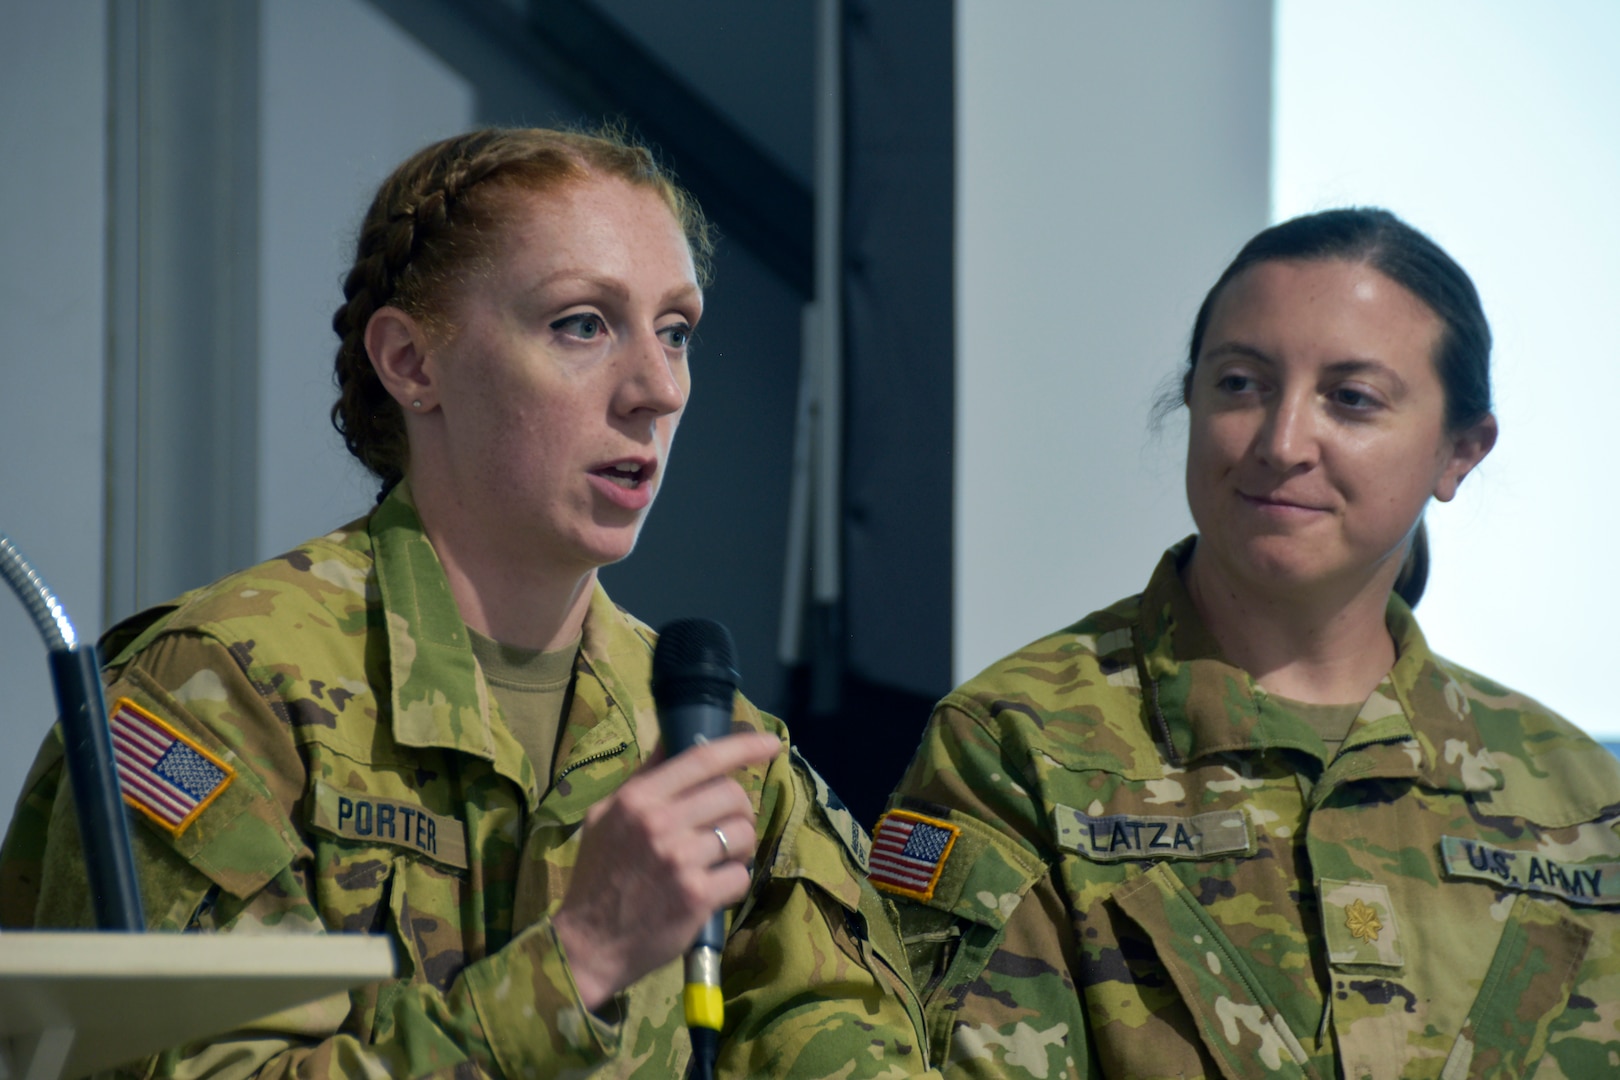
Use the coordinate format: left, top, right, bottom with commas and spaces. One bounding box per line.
425, 177, 701, 574
1185, 258, 1479, 600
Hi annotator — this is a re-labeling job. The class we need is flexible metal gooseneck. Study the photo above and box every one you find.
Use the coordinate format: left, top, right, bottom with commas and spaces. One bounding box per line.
0, 530, 145, 930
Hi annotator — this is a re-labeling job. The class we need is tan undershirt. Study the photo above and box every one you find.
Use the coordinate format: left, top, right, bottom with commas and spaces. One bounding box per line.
1272, 695, 1364, 759
467, 628, 580, 788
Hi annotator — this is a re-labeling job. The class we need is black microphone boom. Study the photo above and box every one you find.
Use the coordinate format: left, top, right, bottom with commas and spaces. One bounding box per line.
0, 530, 145, 931
651, 618, 740, 1080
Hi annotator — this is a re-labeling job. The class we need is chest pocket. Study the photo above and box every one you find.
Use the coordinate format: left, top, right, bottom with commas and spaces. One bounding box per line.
1033, 749, 1331, 1080
307, 837, 473, 1044
1111, 863, 1325, 1080
306, 779, 478, 1036
1437, 893, 1590, 1080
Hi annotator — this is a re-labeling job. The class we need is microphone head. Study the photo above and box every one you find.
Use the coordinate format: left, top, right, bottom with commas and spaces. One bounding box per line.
653, 618, 740, 709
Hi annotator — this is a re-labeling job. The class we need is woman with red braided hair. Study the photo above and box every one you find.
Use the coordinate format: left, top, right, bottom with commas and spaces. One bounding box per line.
1, 128, 931, 1078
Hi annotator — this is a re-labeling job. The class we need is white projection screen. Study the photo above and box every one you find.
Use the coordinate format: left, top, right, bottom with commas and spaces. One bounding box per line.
1275, 0, 1620, 740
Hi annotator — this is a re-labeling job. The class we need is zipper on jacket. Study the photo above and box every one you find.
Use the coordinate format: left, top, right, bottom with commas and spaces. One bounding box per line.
1150, 677, 1182, 767
554, 740, 631, 781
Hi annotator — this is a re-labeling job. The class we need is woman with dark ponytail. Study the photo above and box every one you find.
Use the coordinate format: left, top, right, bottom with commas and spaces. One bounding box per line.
880, 208, 1620, 1078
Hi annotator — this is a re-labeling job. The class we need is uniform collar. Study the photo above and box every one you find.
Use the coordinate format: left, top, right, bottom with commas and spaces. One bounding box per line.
1138, 537, 1501, 795
371, 482, 536, 802
546, 586, 661, 800
368, 484, 696, 814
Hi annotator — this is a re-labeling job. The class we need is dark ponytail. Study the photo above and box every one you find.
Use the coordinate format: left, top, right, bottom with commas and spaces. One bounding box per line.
1393, 522, 1430, 608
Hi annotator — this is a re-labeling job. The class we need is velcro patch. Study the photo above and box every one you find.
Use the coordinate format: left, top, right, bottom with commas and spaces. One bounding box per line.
869, 810, 959, 901
1440, 836, 1620, 907
310, 780, 468, 870
111, 697, 236, 836
1320, 879, 1403, 966
1052, 805, 1252, 862
791, 747, 869, 871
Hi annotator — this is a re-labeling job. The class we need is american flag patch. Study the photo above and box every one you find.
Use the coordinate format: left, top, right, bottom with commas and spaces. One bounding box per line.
110, 697, 235, 835
869, 810, 959, 901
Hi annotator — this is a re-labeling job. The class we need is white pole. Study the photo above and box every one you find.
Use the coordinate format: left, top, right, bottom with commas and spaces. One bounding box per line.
777, 304, 819, 665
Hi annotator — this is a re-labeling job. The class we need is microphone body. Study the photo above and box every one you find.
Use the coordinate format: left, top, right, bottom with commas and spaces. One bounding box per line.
651, 619, 741, 1080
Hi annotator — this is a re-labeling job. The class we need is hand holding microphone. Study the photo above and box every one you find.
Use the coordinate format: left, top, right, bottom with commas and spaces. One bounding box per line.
551, 618, 778, 1067
649, 619, 744, 1080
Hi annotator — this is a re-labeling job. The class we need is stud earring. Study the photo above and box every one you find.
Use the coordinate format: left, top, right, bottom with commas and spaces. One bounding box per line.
411, 399, 423, 409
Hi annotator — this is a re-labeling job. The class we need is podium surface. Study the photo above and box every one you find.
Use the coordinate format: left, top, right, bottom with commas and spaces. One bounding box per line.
0, 932, 394, 1080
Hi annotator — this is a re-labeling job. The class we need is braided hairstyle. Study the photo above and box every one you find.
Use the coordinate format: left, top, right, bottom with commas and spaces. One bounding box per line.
331, 127, 715, 490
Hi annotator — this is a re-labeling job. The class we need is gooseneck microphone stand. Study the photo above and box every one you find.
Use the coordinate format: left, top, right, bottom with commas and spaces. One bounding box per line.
0, 530, 144, 931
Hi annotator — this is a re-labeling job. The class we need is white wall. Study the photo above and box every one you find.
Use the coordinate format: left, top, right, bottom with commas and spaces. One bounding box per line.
1274, 0, 1620, 736
0, 0, 474, 838
259, 0, 474, 556
0, 3, 109, 836
954, 1, 1274, 681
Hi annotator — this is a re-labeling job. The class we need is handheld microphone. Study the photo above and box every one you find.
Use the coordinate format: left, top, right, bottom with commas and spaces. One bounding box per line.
651, 618, 740, 1080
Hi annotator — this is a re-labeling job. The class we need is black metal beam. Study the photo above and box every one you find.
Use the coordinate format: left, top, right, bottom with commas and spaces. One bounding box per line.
366, 0, 814, 296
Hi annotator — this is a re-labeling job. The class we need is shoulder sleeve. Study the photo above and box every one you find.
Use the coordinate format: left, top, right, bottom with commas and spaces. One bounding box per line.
5, 631, 306, 932
716, 733, 937, 1077
0, 723, 67, 926
885, 702, 1093, 1079
1453, 662, 1620, 826
0, 629, 623, 1079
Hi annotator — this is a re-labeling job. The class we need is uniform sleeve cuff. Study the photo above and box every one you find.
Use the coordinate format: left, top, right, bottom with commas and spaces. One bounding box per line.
463, 914, 624, 1076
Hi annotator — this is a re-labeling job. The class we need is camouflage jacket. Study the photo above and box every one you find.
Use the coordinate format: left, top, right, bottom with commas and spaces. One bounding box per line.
881, 540, 1620, 1080
0, 484, 928, 1079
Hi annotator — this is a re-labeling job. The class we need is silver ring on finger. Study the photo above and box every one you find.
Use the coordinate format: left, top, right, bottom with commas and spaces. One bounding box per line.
713, 824, 731, 862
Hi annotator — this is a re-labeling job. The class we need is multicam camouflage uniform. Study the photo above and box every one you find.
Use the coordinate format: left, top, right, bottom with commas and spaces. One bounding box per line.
0, 483, 928, 1079
881, 540, 1620, 1080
